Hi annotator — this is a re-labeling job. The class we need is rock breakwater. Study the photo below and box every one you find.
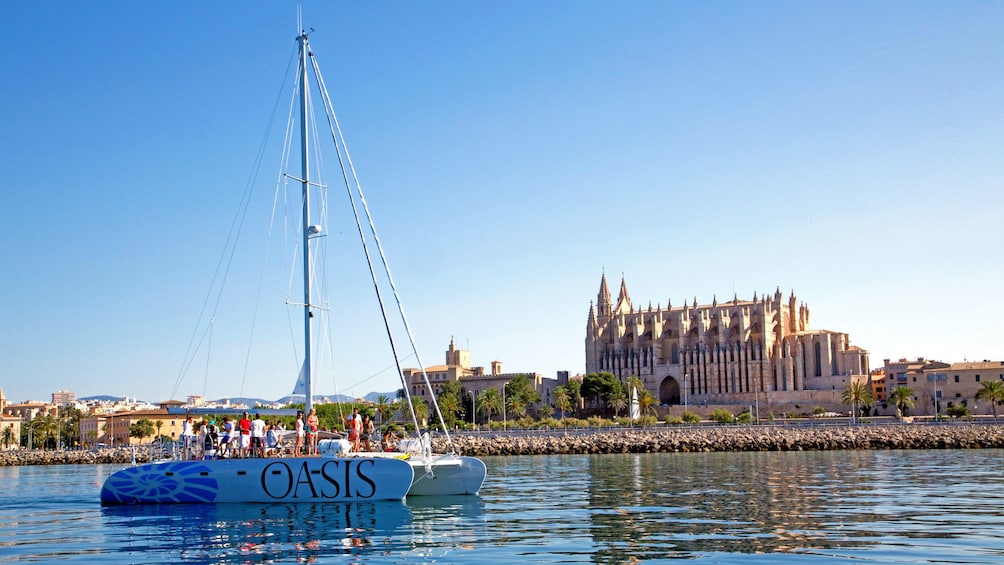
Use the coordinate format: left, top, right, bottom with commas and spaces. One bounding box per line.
3, 424, 1003, 465
0, 448, 153, 467
435, 424, 1004, 456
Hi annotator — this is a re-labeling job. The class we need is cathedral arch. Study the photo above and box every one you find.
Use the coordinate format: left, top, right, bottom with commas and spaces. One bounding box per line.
659, 376, 681, 406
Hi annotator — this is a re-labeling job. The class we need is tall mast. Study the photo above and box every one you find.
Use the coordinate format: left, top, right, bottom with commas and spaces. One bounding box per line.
298, 30, 313, 417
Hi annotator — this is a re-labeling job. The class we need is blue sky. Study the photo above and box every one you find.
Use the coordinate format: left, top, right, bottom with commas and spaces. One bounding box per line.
2, 1, 1002, 403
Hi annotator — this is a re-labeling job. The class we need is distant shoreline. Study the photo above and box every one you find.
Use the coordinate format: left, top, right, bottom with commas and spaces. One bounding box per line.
2, 423, 1003, 466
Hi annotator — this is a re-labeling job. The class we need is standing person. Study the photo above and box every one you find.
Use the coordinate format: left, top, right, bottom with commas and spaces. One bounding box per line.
294, 410, 305, 456
305, 408, 319, 455
250, 413, 266, 458
346, 408, 361, 452
361, 415, 375, 452
238, 412, 252, 458
220, 417, 233, 458
181, 416, 196, 459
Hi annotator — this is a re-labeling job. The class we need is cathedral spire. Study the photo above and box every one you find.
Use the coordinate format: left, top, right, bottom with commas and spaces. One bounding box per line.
613, 276, 633, 315
597, 272, 612, 319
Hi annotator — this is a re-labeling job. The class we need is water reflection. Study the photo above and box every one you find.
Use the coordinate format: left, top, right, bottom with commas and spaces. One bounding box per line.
479, 450, 1004, 563
101, 501, 413, 563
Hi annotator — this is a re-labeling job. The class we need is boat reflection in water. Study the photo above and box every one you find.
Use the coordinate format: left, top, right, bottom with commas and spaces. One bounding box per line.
101, 501, 413, 562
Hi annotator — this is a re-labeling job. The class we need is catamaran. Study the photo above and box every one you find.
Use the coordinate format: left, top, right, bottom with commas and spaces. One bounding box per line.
101, 25, 484, 504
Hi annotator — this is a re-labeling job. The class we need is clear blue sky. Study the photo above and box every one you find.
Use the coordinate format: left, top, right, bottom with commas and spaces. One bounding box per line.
2, 1, 1002, 404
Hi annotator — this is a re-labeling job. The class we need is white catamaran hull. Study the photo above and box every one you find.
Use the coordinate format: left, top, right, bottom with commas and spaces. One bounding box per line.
100, 456, 413, 504
407, 454, 487, 496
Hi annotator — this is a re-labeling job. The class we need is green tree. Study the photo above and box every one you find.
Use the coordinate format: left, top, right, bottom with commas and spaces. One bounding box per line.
505, 374, 541, 414
889, 386, 915, 418
129, 419, 156, 443
411, 397, 429, 427
841, 381, 874, 422
638, 390, 658, 422
508, 396, 527, 420
1, 424, 15, 449
376, 395, 394, 424
975, 380, 1004, 422
33, 414, 59, 449
478, 388, 502, 423
565, 379, 583, 417
581, 372, 623, 416
436, 387, 462, 428
608, 391, 627, 418
553, 386, 572, 420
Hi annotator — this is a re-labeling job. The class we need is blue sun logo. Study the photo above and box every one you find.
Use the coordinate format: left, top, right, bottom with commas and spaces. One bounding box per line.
101, 461, 220, 504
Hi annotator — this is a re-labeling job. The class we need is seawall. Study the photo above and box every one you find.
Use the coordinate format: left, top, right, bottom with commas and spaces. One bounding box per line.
436, 423, 1004, 456
3, 424, 1003, 465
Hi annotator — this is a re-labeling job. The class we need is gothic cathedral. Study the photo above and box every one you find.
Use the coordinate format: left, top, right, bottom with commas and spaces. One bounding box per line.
585, 274, 870, 408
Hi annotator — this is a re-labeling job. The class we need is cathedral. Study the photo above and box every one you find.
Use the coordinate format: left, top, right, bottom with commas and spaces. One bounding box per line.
585, 274, 870, 409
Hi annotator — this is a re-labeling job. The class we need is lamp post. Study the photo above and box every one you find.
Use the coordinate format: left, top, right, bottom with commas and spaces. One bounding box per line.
683, 372, 689, 412
470, 390, 476, 427
501, 385, 507, 432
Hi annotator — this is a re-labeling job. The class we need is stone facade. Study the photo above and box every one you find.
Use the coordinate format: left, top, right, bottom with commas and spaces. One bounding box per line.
403, 338, 563, 409
585, 274, 870, 411
882, 358, 1004, 417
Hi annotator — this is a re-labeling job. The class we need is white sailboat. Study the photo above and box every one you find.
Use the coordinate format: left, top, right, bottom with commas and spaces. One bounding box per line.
100, 29, 417, 505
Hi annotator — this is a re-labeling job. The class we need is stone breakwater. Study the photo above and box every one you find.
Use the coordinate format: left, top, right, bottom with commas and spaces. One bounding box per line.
0, 448, 153, 467
435, 424, 1004, 456
3, 425, 1004, 465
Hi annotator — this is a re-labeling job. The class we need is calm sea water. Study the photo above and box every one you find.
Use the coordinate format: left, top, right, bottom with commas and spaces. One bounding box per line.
2, 449, 1002, 564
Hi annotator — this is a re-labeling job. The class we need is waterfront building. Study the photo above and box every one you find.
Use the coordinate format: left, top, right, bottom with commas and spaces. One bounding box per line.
51, 389, 76, 405
586, 274, 871, 413
870, 369, 888, 403
881, 358, 1004, 417
403, 338, 564, 416
80, 408, 186, 447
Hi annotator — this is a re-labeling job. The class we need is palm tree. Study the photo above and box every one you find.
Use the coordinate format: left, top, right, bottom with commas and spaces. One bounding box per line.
842, 381, 875, 423
553, 387, 571, 420
375, 395, 393, 424
478, 388, 502, 423
410, 397, 429, 428
437, 392, 461, 428
889, 386, 915, 419
608, 392, 627, 418
508, 397, 527, 420
1, 425, 14, 449
975, 381, 1004, 422
637, 390, 658, 424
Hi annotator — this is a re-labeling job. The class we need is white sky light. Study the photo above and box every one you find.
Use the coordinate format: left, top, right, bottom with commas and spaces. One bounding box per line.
1, 1, 1002, 403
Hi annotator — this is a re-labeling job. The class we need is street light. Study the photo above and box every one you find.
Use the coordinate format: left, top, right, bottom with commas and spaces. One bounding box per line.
469, 390, 476, 426
502, 385, 507, 431
683, 372, 689, 412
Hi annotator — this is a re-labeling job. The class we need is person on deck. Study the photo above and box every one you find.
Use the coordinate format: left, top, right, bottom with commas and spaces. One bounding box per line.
361, 415, 374, 452
181, 416, 195, 459
220, 417, 233, 458
238, 412, 252, 458
250, 413, 266, 457
294, 410, 304, 456
346, 408, 360, 452
306, 408, 319, 455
